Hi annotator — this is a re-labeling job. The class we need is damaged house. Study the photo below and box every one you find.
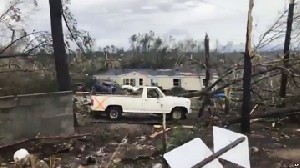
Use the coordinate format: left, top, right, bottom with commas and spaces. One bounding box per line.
93, 68, 219, 92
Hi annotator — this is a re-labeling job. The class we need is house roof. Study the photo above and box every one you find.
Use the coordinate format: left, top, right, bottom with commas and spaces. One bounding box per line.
95, 68, 218, 77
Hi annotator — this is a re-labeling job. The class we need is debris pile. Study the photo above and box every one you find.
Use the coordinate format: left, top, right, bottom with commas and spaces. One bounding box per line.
73, 95, 91, 115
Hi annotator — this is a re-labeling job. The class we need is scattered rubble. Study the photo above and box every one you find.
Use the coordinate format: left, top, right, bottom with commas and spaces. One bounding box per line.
0, 112, 299, 167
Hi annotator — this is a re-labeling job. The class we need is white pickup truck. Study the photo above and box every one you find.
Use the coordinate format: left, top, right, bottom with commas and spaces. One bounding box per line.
90, 86, 192, 120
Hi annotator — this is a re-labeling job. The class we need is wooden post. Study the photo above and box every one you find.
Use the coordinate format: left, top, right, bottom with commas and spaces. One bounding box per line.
241, 0, 254, 133
279, 0, 295, 104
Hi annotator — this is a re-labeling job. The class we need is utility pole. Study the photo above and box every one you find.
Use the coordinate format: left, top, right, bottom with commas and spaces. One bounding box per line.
241, 0, 254, 133
279, 0, 295, 103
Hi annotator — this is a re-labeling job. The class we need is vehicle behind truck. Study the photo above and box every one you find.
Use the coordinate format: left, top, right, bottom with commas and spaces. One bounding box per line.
90, 86, 192, 120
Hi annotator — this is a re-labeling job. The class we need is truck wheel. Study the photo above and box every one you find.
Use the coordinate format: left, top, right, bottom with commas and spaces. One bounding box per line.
106, 107, 122, 120
171, 108, 186, 120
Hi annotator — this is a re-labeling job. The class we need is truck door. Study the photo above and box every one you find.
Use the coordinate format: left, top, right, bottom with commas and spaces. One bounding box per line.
124, 88, 143, 113
142, 88, 163, 113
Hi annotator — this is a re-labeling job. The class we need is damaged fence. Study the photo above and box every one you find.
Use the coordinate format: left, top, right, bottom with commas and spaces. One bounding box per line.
0, 91, 74, 145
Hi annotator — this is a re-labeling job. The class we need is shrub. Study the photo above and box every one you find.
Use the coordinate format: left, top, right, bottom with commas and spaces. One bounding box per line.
0, 72, 58, 96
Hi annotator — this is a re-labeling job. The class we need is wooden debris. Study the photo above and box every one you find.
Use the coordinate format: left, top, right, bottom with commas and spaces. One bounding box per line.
151, 124, 194, 139
153, 125, 194, 129
0, 133, 91, 150
153, 125, 162, 129
150, 128, 171, 139
180, 125, 195, 129
250, 104, 259, 115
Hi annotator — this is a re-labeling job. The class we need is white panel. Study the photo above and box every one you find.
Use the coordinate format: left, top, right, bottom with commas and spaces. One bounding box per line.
163, 138, 223, 168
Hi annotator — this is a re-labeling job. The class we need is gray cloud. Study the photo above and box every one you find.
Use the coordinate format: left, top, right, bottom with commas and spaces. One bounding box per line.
0, 0, 287, 49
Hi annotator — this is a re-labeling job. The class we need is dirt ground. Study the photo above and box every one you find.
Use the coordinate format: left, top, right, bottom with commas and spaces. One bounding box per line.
0, 112, 299, 168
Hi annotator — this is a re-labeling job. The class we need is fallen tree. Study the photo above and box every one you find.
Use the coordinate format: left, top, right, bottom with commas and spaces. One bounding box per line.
222, 107, 300, 126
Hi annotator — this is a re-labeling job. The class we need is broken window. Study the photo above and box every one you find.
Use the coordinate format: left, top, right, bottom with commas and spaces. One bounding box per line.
139, 78, 143, 86
173, 79, 181, 87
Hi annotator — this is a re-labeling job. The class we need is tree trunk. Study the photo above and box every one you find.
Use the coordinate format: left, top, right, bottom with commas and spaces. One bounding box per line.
204, 34, 210, 88
49, 0, 71, 91
241, 0, 254, 133
8, 29, 16, 70
49, 0, 78, 127
279, 0, 295, 103
198, 34, 211, 118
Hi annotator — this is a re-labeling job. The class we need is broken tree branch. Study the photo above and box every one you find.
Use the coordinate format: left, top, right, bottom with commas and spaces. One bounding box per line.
0, 31, 48, 54
222, 108, 300, 126
0, 0, 20, 21
0, 133, 92, 150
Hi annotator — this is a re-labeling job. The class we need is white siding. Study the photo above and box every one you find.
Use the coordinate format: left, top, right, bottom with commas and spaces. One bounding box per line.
155, 76, 173, 90
94, 72, 219, 91
151, 76, 204, 91
181, 77, 202, 90
120, 71, 151, 86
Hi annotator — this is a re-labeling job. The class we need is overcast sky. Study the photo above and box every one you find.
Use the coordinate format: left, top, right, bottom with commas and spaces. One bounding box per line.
1, 0, 289, 49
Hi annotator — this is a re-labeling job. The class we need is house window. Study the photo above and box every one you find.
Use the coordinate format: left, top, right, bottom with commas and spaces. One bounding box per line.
203, 79, 208, 87
130, 79, 136, 86
173, 79, 181, 87
139, 78, 143, 86
123, 79, 130, 85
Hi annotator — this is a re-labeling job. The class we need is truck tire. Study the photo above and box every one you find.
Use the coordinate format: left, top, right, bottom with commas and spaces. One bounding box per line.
106, 106, 122, 120
171, 108, 186, 120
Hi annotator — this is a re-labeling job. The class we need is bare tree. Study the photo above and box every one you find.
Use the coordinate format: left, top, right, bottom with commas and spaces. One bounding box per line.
197, 34, 212, 119
279, 0, 296, 103
62, 1, 95, 54
241, 0, 254, 133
